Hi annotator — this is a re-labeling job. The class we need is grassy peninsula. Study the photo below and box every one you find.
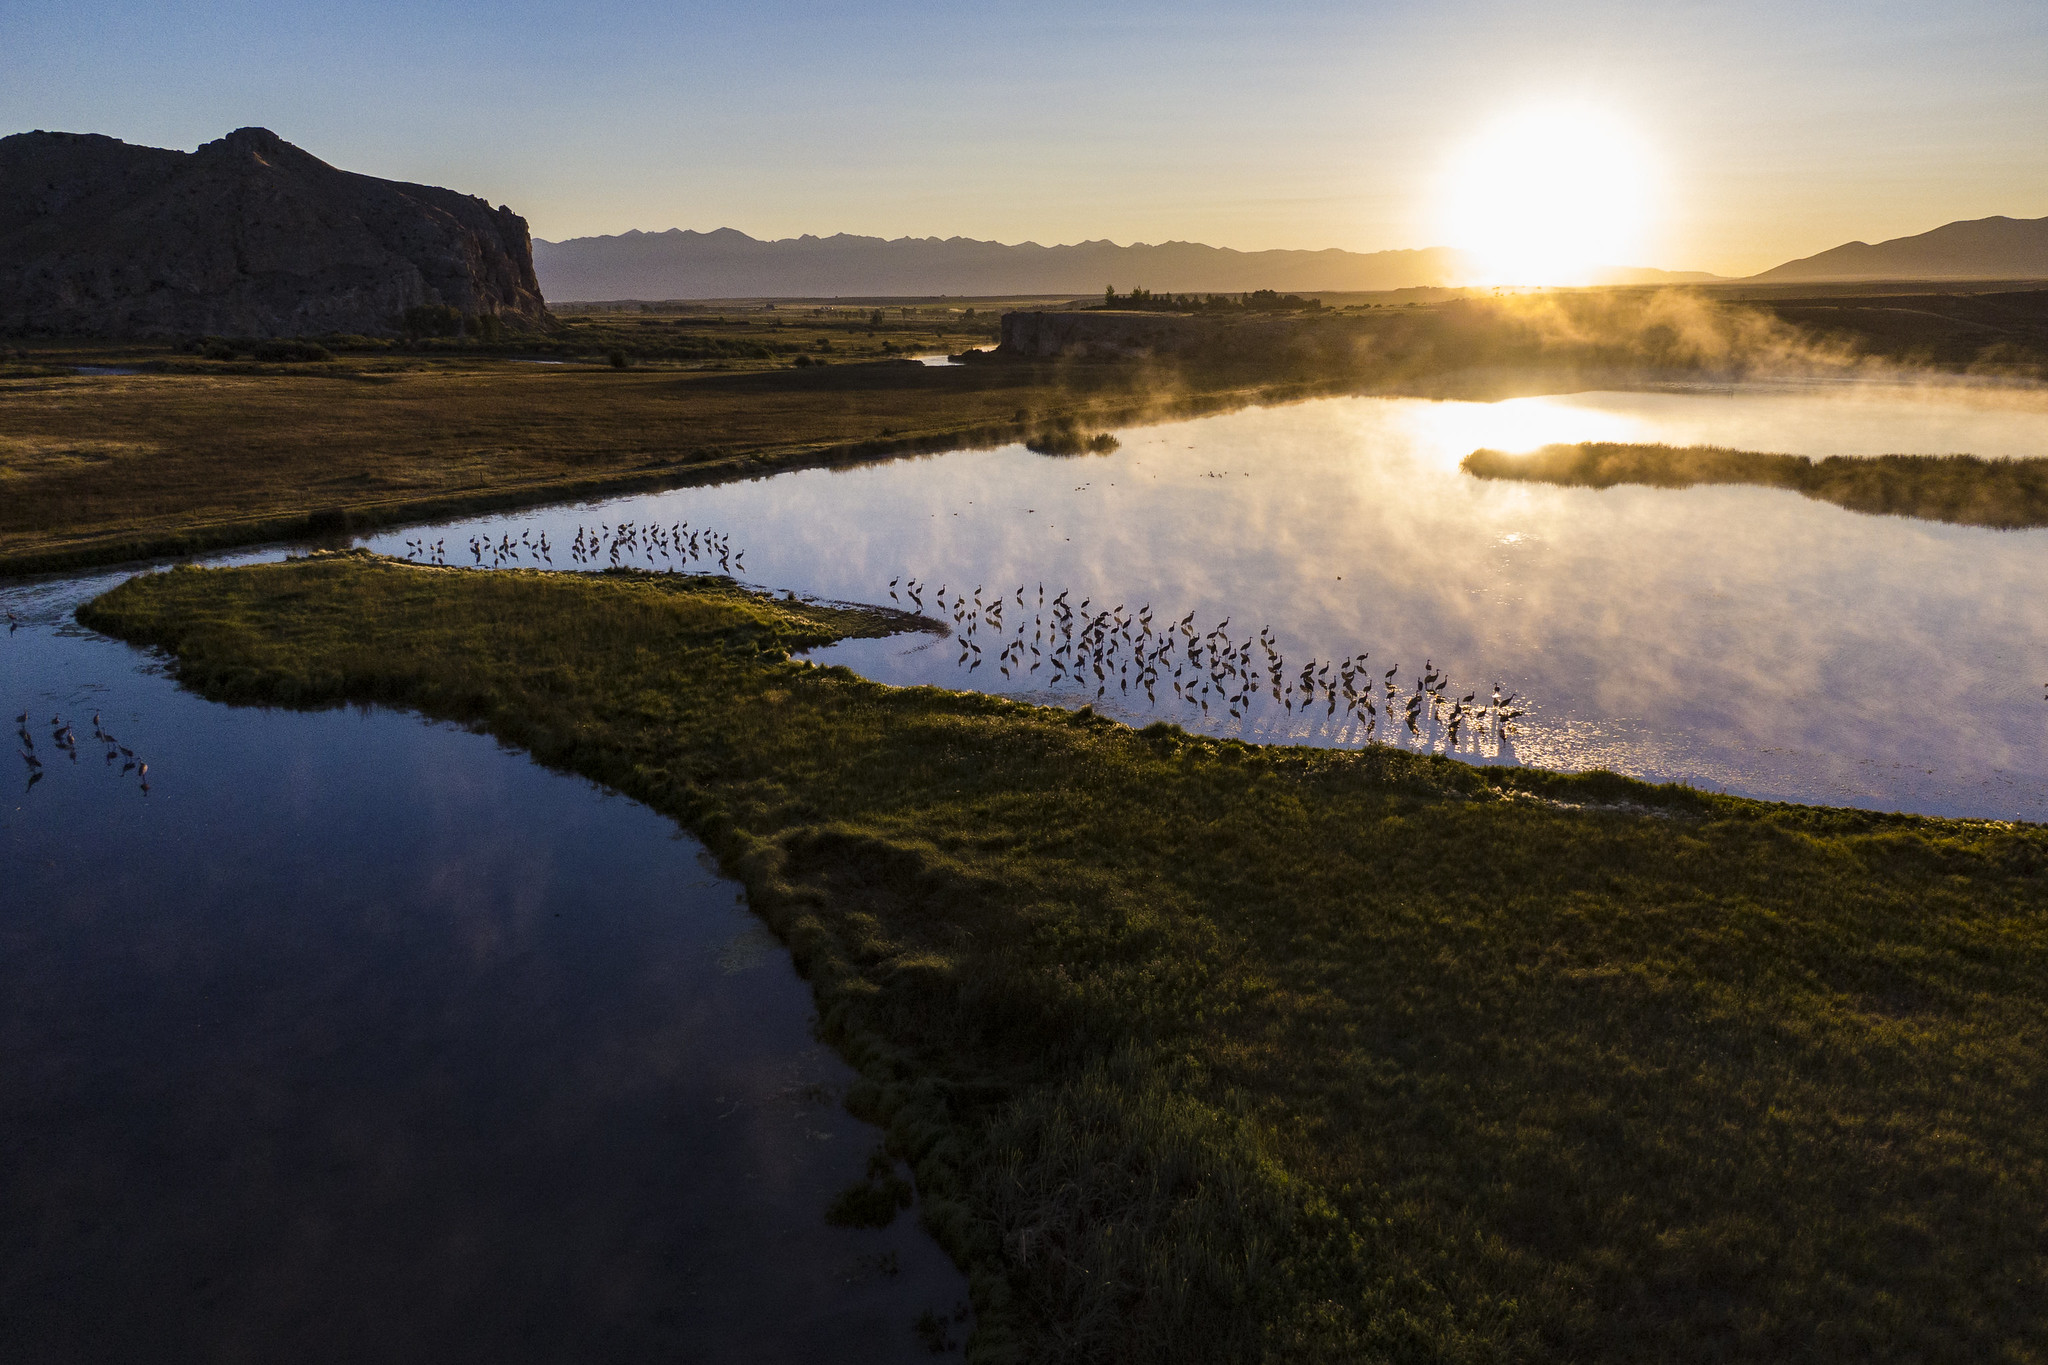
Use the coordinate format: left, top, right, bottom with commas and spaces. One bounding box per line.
1464, 441, 2048, 528
81, 554, 2048, 1363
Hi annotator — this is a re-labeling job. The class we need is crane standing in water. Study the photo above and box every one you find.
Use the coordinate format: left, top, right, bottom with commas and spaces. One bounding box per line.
383, 509, 1526, 753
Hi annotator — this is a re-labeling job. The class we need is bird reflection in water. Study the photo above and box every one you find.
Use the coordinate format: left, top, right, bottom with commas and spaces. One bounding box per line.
15, 708, 152, 795
886, 577, 1527, 755
389, 517, 1532, 754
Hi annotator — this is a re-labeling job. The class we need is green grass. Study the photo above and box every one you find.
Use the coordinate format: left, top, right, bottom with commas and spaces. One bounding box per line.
80, 553, 2048, 1363
1465, 441, 2048, 528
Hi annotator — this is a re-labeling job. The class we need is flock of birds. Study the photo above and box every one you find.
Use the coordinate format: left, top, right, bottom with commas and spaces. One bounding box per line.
16, 709, 149, 794
400, 520, 744, 575
886, 576, 1525, 752
384, 515, 1526, 754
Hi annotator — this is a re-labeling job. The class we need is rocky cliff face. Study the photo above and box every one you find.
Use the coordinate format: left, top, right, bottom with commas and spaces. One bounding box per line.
0, 127, 551, 337
999, 309, 1314, 360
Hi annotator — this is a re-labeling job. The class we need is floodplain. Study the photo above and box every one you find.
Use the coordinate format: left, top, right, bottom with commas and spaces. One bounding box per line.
8, 290, 2048, 1360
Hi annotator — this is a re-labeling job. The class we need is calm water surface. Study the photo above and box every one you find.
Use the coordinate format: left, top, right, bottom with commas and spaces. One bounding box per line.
363, 380, 2048, 819
0, 570, 969, 1362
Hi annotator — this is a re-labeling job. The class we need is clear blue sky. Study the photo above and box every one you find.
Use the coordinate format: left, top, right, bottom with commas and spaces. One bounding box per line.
5, 0, 2043, 273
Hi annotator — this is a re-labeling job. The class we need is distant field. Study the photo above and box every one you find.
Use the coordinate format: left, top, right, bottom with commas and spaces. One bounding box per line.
0, 347, 1318, 576
6, 288, 2044, 575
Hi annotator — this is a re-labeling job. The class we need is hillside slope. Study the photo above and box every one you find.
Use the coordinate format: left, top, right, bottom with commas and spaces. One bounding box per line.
1753, 215, 2048, 282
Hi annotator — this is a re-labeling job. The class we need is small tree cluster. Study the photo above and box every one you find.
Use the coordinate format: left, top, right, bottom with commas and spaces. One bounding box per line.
1099, 287, 1324, 314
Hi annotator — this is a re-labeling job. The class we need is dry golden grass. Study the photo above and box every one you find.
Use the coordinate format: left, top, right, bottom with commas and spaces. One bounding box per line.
0, 357, 1303, 572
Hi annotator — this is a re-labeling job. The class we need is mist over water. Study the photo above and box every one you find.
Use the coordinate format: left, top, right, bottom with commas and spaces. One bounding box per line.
364, 382, 2048, 819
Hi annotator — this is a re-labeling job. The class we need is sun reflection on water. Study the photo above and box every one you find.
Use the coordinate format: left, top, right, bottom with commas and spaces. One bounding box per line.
1390, 394, 1653, 466
357, 384, 2048, 820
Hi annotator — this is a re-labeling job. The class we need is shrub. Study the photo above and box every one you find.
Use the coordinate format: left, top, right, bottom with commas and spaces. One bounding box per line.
1026, 423, 1120, 456
825, 1147, 913, 1228
401, 303, 463, 338
607, 348, 629, 369
252, 340, 334, 363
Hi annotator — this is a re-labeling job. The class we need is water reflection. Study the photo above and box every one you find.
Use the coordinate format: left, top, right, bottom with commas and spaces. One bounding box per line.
0, 574, 968, 1362
358, 382, 2048, 819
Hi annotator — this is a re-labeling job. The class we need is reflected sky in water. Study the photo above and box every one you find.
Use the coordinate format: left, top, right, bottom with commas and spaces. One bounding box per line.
362, 381, 2048, 819
0, 572, 967, 1363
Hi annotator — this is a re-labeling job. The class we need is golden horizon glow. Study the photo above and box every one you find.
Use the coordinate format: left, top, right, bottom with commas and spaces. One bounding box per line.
1437, 105, 1658, 287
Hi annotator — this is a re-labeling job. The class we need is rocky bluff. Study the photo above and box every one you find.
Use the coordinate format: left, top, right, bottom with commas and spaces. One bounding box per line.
0, 127, 551, 337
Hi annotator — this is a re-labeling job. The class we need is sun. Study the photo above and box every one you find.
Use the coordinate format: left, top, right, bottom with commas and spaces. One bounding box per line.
1437, 105, 1657, 287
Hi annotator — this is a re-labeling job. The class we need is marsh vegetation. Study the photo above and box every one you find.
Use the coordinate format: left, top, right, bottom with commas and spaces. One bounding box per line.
0, 346, 1315, 575
80, 553, 2048, 1363
1464, 440, 2048, 528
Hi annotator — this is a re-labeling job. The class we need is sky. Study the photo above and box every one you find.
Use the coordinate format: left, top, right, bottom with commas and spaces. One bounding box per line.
4, 0, 2044, 276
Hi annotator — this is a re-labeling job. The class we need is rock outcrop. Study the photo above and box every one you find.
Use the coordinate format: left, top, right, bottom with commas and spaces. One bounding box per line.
999, 310, 1214, 359
0, 127, 551, 336
999, 309, 1316, 360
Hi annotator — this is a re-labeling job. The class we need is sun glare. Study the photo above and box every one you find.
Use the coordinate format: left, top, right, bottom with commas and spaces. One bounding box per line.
1438, 105, 1656, 287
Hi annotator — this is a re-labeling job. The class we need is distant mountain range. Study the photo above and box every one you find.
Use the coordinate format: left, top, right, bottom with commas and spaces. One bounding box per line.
531, 212, 2048, 302
1750, 215, 2048, 283
531, 228, 1714, 301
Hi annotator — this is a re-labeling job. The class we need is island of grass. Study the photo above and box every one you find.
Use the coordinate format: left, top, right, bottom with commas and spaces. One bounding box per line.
78, 554, 2048, 1362
1464, 440, 2048, 528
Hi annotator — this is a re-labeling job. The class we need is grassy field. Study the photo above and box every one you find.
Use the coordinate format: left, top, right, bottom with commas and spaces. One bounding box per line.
0, 351, 1310, 576
81, 554, 2048, 1363
3, 300, 1007, 370
1464, 441, 2048, 528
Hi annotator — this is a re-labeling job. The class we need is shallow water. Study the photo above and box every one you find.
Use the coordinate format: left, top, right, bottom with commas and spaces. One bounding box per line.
0, 570, 969, 1362
362, 381, 2048, 819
